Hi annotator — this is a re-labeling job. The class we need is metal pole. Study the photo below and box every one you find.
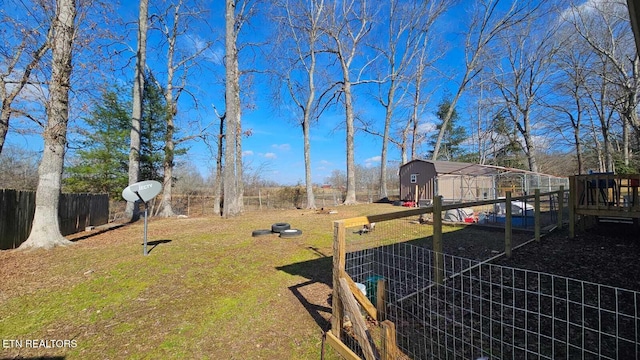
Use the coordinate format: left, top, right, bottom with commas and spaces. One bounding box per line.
134, 190, 149, 256
144, 204, 148, 256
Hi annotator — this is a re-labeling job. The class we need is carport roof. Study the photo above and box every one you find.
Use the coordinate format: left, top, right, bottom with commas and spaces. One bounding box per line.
404, 159, 563, 178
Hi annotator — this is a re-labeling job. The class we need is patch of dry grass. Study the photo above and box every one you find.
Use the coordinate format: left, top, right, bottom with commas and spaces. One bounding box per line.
0, 203, 518, 359
0, 204, 410, 359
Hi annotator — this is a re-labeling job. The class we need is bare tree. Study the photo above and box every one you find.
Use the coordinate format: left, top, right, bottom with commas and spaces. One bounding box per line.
546, 24, 594, 174
487, 3, 561, 173
372, 1, 447, 197
205, 105, 225, 216
223, 0, 254, 217
404, 1, 450, 163
271, 0, 333, 209
431, 0, 539, 160
324, 0, 375, 204
125, 0, 149, 221
19, 0, 77, 249
153, 0, 213, 217
0, 2, 52, 155
0, 145, 40, 190
564, 0, 636, 172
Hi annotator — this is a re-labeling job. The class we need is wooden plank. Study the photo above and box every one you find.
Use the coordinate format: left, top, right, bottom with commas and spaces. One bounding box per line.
332, 221, 346, 338
338, 278, 378, 360
381, 320, 397, 360
557, 186, 564, 229
344, 274, 377, 320
569, 177, 576, 239
339, 190, 568, 229
342, 207, 432, 228
376, 278, 386, 321
433, 196, 444, 285
325, 331, 362, 360
575, 208, 640, 218
534, 189, 540, 242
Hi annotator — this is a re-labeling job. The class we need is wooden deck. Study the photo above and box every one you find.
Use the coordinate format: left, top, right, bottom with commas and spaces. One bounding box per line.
570, 174, 640, 234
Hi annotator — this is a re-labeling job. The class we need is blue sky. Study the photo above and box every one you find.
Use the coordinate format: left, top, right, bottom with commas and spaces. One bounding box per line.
2, 1, 514, 185
115, 0, 402, 186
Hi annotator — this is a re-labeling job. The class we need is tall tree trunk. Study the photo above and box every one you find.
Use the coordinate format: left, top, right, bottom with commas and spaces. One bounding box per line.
573, 116, 584, 174
400, 119, 410, 164
343, 79, 357, 205
125, 0, 149, 221
303, 25, 317, 210
20, 0, 76, 250
213, 117, 224, 216
303, 116, 316, 208
158, 2, 180, 218
236, 117, 244, 213
379, 86, 393, 199
223, 0, 242, 217
520, 111, 538, 173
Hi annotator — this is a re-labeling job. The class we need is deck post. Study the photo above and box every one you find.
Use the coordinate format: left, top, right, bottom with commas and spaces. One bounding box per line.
505, 191, 512, 257
534, 189, 541, 241
557, 186, 564, 229
433, 195, 444, 285
569, 177, 575, 238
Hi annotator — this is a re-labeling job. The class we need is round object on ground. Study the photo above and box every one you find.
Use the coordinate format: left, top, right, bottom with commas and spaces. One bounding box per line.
252, 229, 273, 237
271, 222, 291, 233
279, 229, 302, 238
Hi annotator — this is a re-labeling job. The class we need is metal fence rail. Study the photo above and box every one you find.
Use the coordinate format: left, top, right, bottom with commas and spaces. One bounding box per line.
346, 243, 640, 360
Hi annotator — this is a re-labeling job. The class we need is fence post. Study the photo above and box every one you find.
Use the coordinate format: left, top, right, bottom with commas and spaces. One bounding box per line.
376, 279, 386, 321
557, 186, 564, 229
332, 221, 346, 338
569, 177, 575, 238
534, 189, 540, 242
433, 195, 444, 285
381, 320, 397, 360
505, 191, 512, 257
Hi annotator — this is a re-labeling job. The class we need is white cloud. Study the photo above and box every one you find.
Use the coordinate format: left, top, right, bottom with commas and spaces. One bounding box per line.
264, 152, 277, 159
418, 122, 436, 133
271, 143, 291, 151
188, 34, 224, 65
319, 160, 332, 165
242, 150, 254, 156
364, 155, 382, 168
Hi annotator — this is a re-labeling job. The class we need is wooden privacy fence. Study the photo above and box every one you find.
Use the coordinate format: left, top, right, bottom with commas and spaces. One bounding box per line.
330, 188, 567, 360
0, 190, 109, 250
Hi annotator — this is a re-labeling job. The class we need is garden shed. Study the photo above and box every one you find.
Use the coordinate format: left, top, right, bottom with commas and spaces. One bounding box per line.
399, 159, 569, 204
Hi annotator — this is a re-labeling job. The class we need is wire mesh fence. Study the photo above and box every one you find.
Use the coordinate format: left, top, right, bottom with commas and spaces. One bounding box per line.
337, 208, 639, 360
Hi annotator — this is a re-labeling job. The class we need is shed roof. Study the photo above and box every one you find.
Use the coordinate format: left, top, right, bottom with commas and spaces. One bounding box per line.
402, 159, 564, 178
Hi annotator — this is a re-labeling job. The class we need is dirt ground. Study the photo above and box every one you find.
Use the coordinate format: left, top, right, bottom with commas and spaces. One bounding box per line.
492, 221, 640, 292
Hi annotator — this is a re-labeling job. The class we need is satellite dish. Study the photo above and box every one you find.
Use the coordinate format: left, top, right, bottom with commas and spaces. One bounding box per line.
122, 180, 162, 203
121, 180, 163, 256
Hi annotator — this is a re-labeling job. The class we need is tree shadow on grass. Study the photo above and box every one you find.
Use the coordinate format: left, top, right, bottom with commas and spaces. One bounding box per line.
276, 247, 333, 331
68, 222, 127, 242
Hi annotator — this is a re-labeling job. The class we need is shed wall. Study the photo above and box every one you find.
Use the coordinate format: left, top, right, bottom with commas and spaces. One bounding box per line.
399, 161, 436, 201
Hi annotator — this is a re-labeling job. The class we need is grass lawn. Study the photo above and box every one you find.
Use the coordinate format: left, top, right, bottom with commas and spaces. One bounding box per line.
0, 203, 413, 359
